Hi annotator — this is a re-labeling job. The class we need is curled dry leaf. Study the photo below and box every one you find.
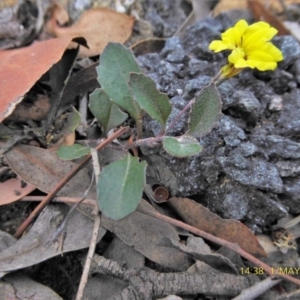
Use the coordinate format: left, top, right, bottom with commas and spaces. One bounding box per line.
0, 176, 36, 206
1, 142, 95, 198
0, 204, 106, 276
168, 197, 267, 257
0, 37, 73, 123
46, 7, 135, 57
101, 200, 191, 271
0, 274, 62, 300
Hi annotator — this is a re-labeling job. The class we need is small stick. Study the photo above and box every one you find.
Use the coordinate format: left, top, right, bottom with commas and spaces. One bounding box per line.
232, 277, 281, 300
75, 148, 101, 300
14, 126, 129, 238
137, 206, 300, 287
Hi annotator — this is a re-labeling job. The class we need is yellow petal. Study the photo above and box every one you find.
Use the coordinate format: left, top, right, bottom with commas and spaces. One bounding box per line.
243, 23, 278, 50
247, 60, 277, 71
228, 48, 245, 63
209, 40, 235, 52
221, 19, 248, 47
248, 43, 283, 63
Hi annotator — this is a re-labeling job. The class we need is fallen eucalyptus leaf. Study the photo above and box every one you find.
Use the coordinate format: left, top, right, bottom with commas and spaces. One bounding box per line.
101, 200, 191, 270
2, 143, 94, 198
1, 274, 62, 299
168, 197, 267, 257
0, 204, 106, 276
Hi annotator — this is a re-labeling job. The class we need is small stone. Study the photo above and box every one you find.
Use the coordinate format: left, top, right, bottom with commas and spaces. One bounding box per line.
269, 95, 283, 111
274, 35, 300, 69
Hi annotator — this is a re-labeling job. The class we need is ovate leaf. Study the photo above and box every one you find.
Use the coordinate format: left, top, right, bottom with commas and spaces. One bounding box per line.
89, 88, 128, 134
163, 136, 202, 157
129, 73, 171, 130
97, 155, 147, 220
57, 144, 91, 160
66, 107, 81, 132
97, 43, 142, 121
187, 83, 222, 138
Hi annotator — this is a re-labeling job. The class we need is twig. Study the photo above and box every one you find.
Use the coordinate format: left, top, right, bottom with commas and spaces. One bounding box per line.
232, 277, 281, 300
164, 98, 195, 135
136, 205, 300, 287
75, 148, 102, 300
14, 126, 129, 238
90, 254, 256, 299
275, 288, 300, 300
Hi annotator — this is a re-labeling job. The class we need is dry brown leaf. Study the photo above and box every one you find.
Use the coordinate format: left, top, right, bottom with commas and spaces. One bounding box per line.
0, 176, 36, 206
2, 143, 95, 198
6, 94, 51, 122
46, 7, 135, 57
0, 37, 74, 123
213, 0, 297, 16
102, 200, 191, 271
0, 204, 106, 276
247, 0, 290, 35
168, 197, 267, 257
131, 38, 166, 56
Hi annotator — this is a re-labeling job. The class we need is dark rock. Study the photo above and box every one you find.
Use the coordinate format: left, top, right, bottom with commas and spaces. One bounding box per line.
275, 89, 300, 137
251, 135, 300, 159
274, 35, 300, 69
282, 178, 300, 213
269, 69, 296, 94
217, 155, 283, 193
237, 142, 257, 157
203, 180, 287, 228
183, 76, 211, 100
290, 58, 300, 84
182, 18, 225, 61
160, 37, 186, 63
143, 0, 188, 37
231, 90, 262, 123
275, 160, 300, 177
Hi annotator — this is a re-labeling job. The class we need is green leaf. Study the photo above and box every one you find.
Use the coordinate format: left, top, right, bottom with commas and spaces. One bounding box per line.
89, 88, 128, 134
129, 73, 171, 130
56, 144, 91, 160
187, 83, 222, 138
97, 155, 147, 220
163, 136, 202, 157
66, 107, 81, 133
97, 43, 142, 121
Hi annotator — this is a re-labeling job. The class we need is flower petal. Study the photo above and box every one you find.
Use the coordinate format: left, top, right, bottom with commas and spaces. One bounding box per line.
248, 43, 283, 63
228, 48, 245, 63
243, 22, 278, 50
221, 19, 248, 47
247, 60, 277, 70
209, 40, 235, 52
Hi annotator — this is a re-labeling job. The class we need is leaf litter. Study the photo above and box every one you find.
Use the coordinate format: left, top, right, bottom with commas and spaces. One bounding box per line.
1, 0, 300, 299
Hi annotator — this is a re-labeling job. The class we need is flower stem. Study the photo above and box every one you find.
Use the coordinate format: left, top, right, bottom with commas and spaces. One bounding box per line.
164, 98, 195, 135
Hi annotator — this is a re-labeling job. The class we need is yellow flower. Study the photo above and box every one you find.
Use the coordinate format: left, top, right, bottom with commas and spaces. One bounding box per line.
209, 20, 283, 78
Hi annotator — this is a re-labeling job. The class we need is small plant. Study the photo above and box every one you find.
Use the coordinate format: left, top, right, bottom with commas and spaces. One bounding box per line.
58, 20, 283, 220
